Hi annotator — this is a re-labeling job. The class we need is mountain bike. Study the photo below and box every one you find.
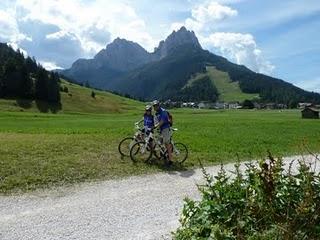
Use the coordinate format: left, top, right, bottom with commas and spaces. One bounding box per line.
118, 123, 145, 157
129, 128, 155, 162
130, 128, 188, 165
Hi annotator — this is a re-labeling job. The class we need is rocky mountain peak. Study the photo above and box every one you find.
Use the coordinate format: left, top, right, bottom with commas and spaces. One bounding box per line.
93, 38, 151, 72
154, 26, 202, 59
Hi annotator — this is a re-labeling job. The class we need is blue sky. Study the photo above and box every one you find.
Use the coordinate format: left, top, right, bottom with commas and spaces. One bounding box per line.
0, 0, 319, 92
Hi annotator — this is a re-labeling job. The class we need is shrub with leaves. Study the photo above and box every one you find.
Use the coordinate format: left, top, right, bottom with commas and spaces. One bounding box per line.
173, 154, 320, 240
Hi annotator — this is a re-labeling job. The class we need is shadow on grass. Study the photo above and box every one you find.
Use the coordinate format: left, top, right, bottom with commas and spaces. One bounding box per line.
35, 100, 62, 113
16, 98, 33, 109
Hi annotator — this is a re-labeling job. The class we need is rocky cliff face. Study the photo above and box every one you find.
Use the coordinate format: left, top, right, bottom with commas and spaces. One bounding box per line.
93, 38, 152, 72
62, 27, 203, 89
153, 27, 202, 59
64, 27, 202, 75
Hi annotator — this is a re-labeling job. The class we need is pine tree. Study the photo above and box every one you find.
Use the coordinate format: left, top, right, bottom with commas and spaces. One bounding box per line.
25, 56, 38, 74
47, 72, 61, 103
19, 65, 33, 98
35, 68, 49, 101
3, 58, 18, 97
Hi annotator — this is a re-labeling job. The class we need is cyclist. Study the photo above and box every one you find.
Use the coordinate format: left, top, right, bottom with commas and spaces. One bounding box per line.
136, 105, 155, 136
152, 100, 173, 166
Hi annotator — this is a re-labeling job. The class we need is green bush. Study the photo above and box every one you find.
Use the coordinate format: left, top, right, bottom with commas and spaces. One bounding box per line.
173, 154, 320, 240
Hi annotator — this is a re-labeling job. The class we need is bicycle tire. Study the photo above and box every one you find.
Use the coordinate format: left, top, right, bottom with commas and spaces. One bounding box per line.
130, 141, 153, 163
172, 142, 188, 164
118, 137, 135, 157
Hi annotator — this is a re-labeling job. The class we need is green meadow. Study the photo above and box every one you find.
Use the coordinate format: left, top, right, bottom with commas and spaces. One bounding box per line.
1, 108, 320, 194
207, 67, 259, 102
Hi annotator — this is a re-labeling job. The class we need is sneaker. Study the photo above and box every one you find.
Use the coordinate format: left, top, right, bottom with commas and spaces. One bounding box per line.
165, 160, 173, 167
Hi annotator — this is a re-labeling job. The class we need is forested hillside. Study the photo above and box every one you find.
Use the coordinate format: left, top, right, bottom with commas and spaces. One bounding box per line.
111, 44, 320, 106
0, 43, 60, 104
62, 27, 320, 106
204, 50, 320, 106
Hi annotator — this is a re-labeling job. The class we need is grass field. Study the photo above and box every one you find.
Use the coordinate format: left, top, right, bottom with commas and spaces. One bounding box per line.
207, 66, 259, 102
184, 66, 258, 102
1, 109, 320, 194
0, 80, 142, 114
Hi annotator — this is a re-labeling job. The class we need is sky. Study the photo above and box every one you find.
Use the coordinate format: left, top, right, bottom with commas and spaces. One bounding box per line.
0, 0, 319, 92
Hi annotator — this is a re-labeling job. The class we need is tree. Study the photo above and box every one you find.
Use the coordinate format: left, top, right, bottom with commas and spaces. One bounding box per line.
19, 65, 33, 98
25, 56, 38, 73
63, 86, 69, 93
242, 99, 254, 109
0, 44, 62, 107
35, 68, 49, 101
47, 72, 61, 103
3, 58, 19, 97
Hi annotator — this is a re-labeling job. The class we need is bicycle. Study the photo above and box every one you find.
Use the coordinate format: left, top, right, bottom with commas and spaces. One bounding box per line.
129, 128, 155, 163
118, 123, 145, 157
130, 128, 188, 165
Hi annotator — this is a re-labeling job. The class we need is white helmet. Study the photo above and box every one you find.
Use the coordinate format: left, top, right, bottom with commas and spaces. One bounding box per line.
145, 105, 152, 111
152, 100, 159, 106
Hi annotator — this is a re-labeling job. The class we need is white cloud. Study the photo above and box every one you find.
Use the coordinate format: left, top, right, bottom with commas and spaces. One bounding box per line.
44, 30, 83, 56
0, 0, 158, 68
192, 1, 238, 22
45, 30, 73, 40
171, 1, 274, 75
7, 42, 28, 56
202, 32, 275, 74
0, 9, 30, 43
15, 0, 157, 53
39, 61, 63, 71
1, 0, 275, 75
296, 78, 320, 93
172, 1, 238, 33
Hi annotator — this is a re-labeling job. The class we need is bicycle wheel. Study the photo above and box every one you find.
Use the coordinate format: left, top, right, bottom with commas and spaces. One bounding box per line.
118, 137, 135, 157
130, 141, 153, 163
172, 143, 188, 164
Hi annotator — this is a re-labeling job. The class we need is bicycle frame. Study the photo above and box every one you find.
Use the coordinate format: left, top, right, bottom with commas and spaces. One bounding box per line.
133, 124, 144, 140
153, 128, 180, 159
130, 127, 187, 164
135, 129, 155, 154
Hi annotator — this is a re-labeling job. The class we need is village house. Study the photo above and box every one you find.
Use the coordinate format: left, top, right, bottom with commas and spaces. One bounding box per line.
228, 102, 240, 109
301, 107, 319, 119
198, 102, 215, 109
181, 102, 198, 108
265, 103, 276, 109
214, 102, 228, 109
298, 102, 313, 109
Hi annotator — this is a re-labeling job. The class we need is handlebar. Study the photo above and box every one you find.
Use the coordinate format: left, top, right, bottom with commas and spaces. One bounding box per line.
134, 123, 141, 130
135, 122, 178, 132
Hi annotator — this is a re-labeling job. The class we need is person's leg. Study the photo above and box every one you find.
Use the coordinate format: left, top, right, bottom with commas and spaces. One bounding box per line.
166, 143, 173, 161
162, 128, 172, 162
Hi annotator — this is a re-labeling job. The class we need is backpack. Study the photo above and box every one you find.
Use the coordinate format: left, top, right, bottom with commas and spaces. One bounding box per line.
167, 111, 173, 126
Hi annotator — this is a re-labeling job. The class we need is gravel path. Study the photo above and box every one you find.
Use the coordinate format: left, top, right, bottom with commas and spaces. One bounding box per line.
0, 155, 319, 240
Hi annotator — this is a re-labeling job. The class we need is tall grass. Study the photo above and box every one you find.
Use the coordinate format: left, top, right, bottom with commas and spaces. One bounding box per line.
174, 154, 320, 239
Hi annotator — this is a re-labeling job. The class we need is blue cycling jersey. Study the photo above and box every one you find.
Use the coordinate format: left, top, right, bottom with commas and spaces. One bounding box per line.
144, 114, 154, 129
156, 108, 170, 132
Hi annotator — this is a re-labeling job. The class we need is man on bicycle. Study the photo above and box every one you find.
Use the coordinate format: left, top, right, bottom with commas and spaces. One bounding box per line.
152, 100, 173, 165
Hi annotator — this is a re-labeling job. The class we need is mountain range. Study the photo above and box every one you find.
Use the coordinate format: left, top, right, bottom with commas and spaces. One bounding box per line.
62, 27, 320, 106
